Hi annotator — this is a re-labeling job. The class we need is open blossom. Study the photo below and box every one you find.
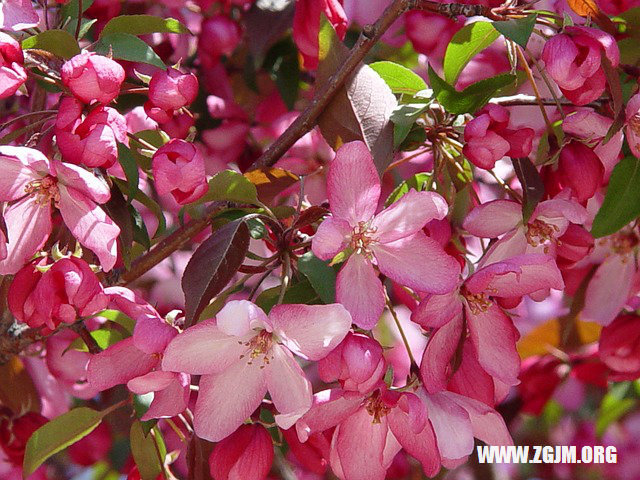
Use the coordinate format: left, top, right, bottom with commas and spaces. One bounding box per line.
312, 141, 460, 329
8, 257, 109, 332
152, 139, 208, 205
61, 51, 125, 105
145, 68, 199, 123
541, 26, 619, 106
626, 93, 640, 158
0, 0, 39, 31
162, 300, 352, 441
209, 424, 274, 480
0, 32, 27, 99
55, 97, 128, 169
462, 104, 535, 169
0, 146, 120, 273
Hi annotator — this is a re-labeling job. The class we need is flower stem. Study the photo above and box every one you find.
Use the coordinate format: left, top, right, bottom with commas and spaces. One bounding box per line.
385, 295, 417, 367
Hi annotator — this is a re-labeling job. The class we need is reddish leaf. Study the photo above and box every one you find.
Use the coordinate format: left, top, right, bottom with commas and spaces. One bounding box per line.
293, 206, 330, 230
244, 168, 299, 204
182, 219, 250, 327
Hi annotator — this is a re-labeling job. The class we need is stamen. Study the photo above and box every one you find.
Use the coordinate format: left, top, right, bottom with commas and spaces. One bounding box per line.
24, 175, 60, 208
349, 221, 378, 256
365, 392, 391, 424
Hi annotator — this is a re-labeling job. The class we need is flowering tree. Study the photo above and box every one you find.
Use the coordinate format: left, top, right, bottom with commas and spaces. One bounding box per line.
1, 0, 640, 479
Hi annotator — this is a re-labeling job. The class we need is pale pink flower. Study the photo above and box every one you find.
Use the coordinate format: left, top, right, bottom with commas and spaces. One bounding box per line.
162, 300, 352, 441
0, 0, 39, 31
0, 146, 120, 273
312, 141, 460, 329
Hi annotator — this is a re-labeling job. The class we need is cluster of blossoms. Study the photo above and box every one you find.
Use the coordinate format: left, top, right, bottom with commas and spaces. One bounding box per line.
2, 0, 640, 480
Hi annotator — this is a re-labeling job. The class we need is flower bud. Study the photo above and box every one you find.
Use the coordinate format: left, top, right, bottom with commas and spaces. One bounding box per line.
599, 314, 640, 374
557, 140, 603, 203
145, 68, 199, 123
152, 139, 208, 205
282, 428, 330, 475
199, 15, 241, 60
0, 408, 48, 467
209, 424, 274, 480
0, 32, 27, 99
56, 96, 128, 168
8, 257, 109, 332
61, 51, 125, 105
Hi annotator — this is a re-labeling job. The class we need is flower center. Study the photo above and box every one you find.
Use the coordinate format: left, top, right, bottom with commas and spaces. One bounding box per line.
525, 219, 559, 251
365, 392, 390, 424
629, 113, 640, 136
463, 289, 492, 315
24, 176, 60, 208
611, 232, 638, 257
350, 221, 377, 256
240, 330, 274, 368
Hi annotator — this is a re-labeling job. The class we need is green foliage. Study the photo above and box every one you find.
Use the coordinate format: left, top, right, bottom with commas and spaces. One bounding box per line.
297, 252, 336, 303
21, 30, 81, 59
369, 61, 428, 95
95, 33, 165, 68
385, 173, 432, 207
100, 15, 190, 38
443, 22, 500, 84
130, 421, 165, 480
197, 170, 260, 205
597, 382, 637, 436
492, 14, 538, 48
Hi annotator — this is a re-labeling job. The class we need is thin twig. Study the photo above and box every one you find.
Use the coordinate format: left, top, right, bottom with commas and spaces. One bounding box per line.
75, 0, 83, 39
385, 295, 417, 367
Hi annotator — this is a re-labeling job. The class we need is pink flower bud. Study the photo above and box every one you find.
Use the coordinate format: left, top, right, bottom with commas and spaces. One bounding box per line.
145, 68, 199, 123
208, 424, 274, 480
556, 224, 594, 269
405, 11, 460, 61
462, 104, 534, 169
55, 96, 128, 168
0, 32, 27, 99
557, 140, 604, 203
541, 26, 619, 106
61, 51, 125, 105
282, 428, 330, 475
8, 257, 109, 332
599, 314, 640, 374
199, 15, 241, 60
318, 332, 386, 394
293, 0, 347, 70
152, 139, 208, 205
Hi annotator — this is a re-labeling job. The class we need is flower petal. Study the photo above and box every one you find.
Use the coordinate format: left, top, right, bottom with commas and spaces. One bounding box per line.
217, 300, 271, 337
424, 391, 474, 461
127, 370, 177, 394
582, 254, 635, 325
0, 147, 41, 201
444, 391, 512, 446
336, 254, 385, 329
420, 314, 463, 393
373, 234, 460, 294
411, 291, 462, 329
463, 200, 522, 237
296, 389, 364, 442
312, 216, 351, 261
327, 141, 381, 225
139, 373, 190, 421
52, 161, 111, 204
194, 362, 267, 442
270, 304, 352, 360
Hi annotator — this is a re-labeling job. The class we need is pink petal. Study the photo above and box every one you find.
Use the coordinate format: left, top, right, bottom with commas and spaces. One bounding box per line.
58, 185, 120, 271
127, 370, 177, 394
139, 373, 190, 421
194, 361, 267, 442
467, 304, 520, 386
444, 392, 512, 446
582, 254, 635, 325
420, 314, 463, 393
217, 300, 270, 337
0, 197, 51, 275
373, 234, 460, 294
448, 342, 496, 406
336, 254, 385, 329
162, 319, 250, 375
270, 304, 352, 360
411, 291, 462, 329
312, 216, 351, 261
52, 161, 111, 204
424, 391, 474, 461
296, 389, 363, 442
87, 338, 158, 391
463, 200, 521, 237
0, 147, 40, 201
327, 141, 381, 225
266, 344, 313, 429
371, 190, 448, 243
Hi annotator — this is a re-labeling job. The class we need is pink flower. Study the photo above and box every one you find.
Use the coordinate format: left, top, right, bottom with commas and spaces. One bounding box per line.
55, 97, 128, 169
312, 141, 460, 328
0, 0, 39, 31
555, 140, 604, 203
8, 256, 109, 332
405, 11, 460, 64
87, 287, 190, 421
0, 409, 48, 467
0, 146, 120, 273
414, 254, 564, 403
162, 300, 352, 441
208, 424, 274, 480
293, 0, 348, 70
145, 68, 199, 124
626, 93, 640, 158
463, 104, 535, 169
599, 314, 640, 376
199, 15, 241, 60
61, 51, 125, 105
152, 139, 208, 205
463, 195, 587, 266
0, 32, 27, 99
541, 26, 619, 106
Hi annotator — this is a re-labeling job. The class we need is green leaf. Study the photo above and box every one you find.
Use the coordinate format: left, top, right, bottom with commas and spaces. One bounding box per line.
101, 15, 190, 38
385, 173, 432, 207
95, 33, 165, 68
592, 157, 640, 237
443, 22, 500, 84
130, 421, 164, 480
97, 309, 135, 333
68, 329, 124, 352
369, 61, 427, 95
197, 170, 259, 205
512, 157, 545, 222
429, 67, 516, 114
256, 278, 320, 314
61, 0, 95, 19
263, 38, 300, 110
112, 178, 166, 238
492, 14, 538, 48
117, 143, 139, 204
297, 252, 336, 303
596, 382, 636, 436
21, 30, 80, 59
23, 408, 106, 476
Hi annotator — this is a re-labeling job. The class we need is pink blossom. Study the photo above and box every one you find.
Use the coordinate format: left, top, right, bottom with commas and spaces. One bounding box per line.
145, 68, 199, 123
293, 0, 347, 70
162, 300, 352, 441
404, 11, 460, 64
0, 0, 39, 31
312, 141, 460, 329
8, 256, 109, 332
55, 96, 128, 169
599, 314, 640, 376
541, 26, 619, 106
61, 51, 125, 105
0, 32, 27, 99
0, 409, 48, 467
626, 93, 640, 158
208, 424, 274, 480
199, 15, 241, 60
152, 139, 208, 205
0, 146, 120, 273
462, 104, 535, 169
